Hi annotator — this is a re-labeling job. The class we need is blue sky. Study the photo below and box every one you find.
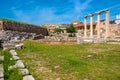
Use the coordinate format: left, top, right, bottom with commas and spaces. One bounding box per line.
0, 0, 120, 25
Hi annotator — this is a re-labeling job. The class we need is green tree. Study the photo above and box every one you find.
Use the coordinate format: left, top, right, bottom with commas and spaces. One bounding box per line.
54, 28, 63, 33
66, 24, 76, 33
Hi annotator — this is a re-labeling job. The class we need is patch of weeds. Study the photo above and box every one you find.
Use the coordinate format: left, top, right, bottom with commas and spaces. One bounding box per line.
1, 50, 22, 80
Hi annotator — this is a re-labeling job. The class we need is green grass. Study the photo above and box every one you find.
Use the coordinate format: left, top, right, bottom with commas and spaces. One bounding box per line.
107, 40, 120, 42
0, 49, 22, 80
17, 40, 120, 80
0, 18, 41, 27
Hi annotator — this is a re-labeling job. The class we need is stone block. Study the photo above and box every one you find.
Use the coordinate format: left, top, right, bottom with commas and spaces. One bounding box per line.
10, 50, 17, 56
84, 39, 93, 43
15, 43, 24, 49
0, 56, 4, 61
23, 75, 35, 80
13, 56, 20, 60
0, 64, 3, 78
19, 68, 29, 76
15, 60, 25, 68
0, 78, 4, 80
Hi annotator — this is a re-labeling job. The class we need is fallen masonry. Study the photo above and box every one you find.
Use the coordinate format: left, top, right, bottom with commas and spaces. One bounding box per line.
0, 30, 46, 50
0, 30, 36, 42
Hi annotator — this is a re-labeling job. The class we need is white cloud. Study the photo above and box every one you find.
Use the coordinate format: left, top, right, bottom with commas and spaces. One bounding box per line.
11, 0, 93, 25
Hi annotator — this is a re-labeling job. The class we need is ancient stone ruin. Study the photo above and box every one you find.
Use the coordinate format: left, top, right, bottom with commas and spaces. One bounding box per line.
0, 19, 48, 49
0, 19, 48, 35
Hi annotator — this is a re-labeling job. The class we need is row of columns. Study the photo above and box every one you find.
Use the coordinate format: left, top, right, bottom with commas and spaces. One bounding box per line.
84, 10, 109, 38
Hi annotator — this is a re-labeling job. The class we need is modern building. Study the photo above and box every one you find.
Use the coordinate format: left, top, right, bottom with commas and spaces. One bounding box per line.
43, 24, 69, 33
115, 14, 120, 25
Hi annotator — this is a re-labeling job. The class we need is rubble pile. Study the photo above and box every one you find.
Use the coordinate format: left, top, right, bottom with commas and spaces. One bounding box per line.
0, 30, 36, 42
0, 30, 39, 49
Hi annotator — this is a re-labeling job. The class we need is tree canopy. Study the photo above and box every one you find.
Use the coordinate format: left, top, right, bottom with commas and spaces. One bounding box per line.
66, 24, 76, 33
54, 28, 63, 33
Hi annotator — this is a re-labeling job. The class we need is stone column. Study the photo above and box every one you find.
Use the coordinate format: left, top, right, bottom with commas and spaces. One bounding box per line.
84, 16, 87, 38
105, 10, 109, 38
90, 14, 93, 38
97, 12, 101, 38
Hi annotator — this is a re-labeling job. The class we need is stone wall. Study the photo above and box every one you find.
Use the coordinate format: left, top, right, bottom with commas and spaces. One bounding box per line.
0, 20, 48, 36
110, 24, 120, 35
99, 21, 120, 37
0, 21, 3, 30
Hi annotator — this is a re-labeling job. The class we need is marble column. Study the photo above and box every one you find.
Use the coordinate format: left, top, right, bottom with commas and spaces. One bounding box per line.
90, 14, 93, 38
105, 10, 109, 38
97, 13, 101, 38
84, 16, 87, 38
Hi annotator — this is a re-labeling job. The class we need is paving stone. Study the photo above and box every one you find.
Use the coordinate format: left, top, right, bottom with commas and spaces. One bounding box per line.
13, 56, 20, 60
15, 60, 25, 68
0, 56, 4, 61
23, 75, 35, 80
10, 50, 17, 56
0, 64, 3, 78
20, 68, 29, 76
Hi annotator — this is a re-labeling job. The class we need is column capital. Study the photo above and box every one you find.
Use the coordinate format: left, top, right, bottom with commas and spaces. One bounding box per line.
105, 10, 109, 13
84, 16, 87, 18
89, 14, 93, 17
96, 12, 101, 15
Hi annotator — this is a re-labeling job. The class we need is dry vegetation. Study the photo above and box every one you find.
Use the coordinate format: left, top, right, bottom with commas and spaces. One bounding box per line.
17, 40, 120, 80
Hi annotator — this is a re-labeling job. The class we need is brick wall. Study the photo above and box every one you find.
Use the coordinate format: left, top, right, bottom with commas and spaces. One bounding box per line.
0, 20, 48, 36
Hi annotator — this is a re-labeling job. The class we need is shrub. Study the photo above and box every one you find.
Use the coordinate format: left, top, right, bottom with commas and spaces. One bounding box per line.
66, 24, 76, 33
54, 28, 63, 33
